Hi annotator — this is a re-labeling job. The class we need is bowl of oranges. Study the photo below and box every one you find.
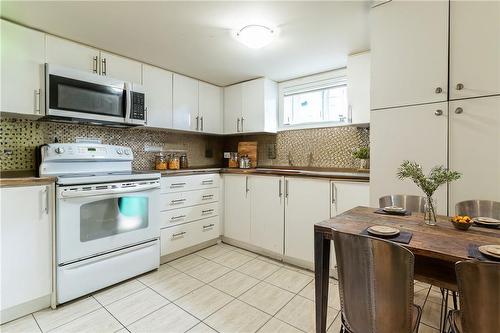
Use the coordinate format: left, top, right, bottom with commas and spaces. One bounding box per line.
450, 215, 473, 230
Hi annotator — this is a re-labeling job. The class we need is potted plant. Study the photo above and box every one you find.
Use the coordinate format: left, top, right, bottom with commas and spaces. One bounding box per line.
352, 147, 370, 169
397, 161, 461, 225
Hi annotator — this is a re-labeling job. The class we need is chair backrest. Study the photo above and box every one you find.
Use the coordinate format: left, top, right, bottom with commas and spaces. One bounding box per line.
332, 231, 415, 333
455, 261, 500, 333
455, 200, 500, 219
379, 194, 426, 213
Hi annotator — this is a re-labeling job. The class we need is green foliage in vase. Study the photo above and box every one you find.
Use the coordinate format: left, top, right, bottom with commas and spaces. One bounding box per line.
352, 147, 370, 160
396, 161, 462, 197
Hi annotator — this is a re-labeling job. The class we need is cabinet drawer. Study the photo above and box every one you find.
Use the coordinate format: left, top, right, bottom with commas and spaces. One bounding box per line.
160, 188, 219, 211
160, 202, 219, 228
161, 174, 220, 193
160, 217, 219, 256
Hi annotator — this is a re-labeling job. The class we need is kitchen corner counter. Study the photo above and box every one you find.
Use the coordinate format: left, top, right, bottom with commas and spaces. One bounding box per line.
0, 170, 56, 187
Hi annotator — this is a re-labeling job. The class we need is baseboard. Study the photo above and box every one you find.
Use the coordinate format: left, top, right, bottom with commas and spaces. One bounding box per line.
1, 294, 51, 325
220, 237, 283, 261
160, 238, 220, 264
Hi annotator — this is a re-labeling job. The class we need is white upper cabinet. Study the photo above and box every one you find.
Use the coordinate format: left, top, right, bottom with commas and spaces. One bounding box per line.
223, 84, 242, 134
1, 20, 45, 116
142, 64, 173, 129
172, 74, 199, 131
449, 96, 500, 214
347, 52, 370, 124
46, 35, 100, 74
370, 103, 448, 214
370, 0, 448, 109
449, 1, 500, 100
198, 81, 222, 134
99, 51, 142, 84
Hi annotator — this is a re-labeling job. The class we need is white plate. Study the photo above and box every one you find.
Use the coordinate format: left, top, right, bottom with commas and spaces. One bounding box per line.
473, 219, 500, 227
383, 206, 406, 213
367, 225, 400, 236
478, 245, 500, 259
475, 217, 500, 224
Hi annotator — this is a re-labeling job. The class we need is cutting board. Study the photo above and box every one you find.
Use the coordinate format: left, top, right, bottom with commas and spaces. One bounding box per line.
238, 141, 258, 168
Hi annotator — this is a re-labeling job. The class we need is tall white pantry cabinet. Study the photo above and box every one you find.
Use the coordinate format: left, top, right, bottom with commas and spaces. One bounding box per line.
370, 0, 500, 214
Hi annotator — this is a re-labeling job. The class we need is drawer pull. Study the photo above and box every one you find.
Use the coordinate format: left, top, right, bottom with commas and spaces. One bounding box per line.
202, 195, 214, 200
202, 180, 214, 185
171, 199, 187, 204
203, 224, 215, 230
170, 183, 187, 188
202, 209, 214, 214
172, 231, 186, 238
170, 215, 186, 220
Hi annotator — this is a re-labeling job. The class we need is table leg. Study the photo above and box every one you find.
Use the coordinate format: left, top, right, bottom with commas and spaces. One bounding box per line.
314, 230, 331, 333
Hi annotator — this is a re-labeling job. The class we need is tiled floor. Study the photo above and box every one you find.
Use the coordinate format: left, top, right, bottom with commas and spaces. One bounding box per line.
1, 243, 448, 333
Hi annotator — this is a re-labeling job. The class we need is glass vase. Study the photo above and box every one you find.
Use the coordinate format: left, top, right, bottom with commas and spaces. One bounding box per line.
424, 196, 437, 226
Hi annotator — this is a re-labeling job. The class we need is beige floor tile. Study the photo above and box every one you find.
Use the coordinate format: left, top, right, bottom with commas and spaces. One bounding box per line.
0, 315, 41, 333
196, 245, 233, 260
114, 329, 128, 333
185, 261, 231, 283
264, 267, 313, 293
187, 322, 218, 333
93, 279, 146, 305
414, 282, 431, 294
204, 299, 271, 333
50, 308, 123, 333
276, 295, 337, 333
256, 256, 284, 266
420, 300, 442, 329
327, 312, 342, 333
299, 280, 341, 310
212, 250, 255, 269
426, 289, 445, 305
414, 288, 430, 307
209, 270, 260, 297
105, 288, 168, 326
137, 264, 181, 286
236, 258, 281, 280
168, 254, 209, 272
239, 281, 295, 316
175, 285, 234, 320
149, 272, 204, 301
33, 297, 101, 332
289, 265, 315, 277
257, 318, 303, 333
128, 303, 199, 333
418, 323, 440, 333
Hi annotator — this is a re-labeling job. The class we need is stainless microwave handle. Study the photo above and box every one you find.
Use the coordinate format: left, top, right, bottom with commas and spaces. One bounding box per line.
92, 56, 98, 74
124, 83, 132, 122
60, 183, 159, 198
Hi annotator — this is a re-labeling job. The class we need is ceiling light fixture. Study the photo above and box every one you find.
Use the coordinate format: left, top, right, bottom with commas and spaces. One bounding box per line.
235, 25, 276, 49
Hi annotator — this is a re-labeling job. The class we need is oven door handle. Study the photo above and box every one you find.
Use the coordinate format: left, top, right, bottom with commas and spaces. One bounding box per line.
60, 183, 159, 198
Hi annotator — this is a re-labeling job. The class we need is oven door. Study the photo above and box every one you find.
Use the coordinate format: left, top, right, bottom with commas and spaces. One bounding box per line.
56, 181, 160, 265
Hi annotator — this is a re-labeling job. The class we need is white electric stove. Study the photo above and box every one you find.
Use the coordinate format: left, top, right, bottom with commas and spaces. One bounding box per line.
40, 143, 161, 304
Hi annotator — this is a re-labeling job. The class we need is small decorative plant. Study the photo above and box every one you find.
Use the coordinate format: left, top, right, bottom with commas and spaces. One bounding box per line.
352, 147, 370, 169
397, 161, 461, 225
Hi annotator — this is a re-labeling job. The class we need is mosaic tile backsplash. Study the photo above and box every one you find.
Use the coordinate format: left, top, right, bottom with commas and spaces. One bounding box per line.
1, 117, 369, 171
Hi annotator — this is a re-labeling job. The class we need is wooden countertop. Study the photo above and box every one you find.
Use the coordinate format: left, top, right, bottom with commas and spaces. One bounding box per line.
0, 170, 55, 187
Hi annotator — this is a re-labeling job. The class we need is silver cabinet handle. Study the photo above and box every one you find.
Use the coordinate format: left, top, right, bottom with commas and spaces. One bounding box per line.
172, 231, 186, 238
200, 116, 204, 131
202, 209, 214, 214
455, 107, 463, 114
434, 109, 443, 116
241, 117, 245, 132
144, 106, 148, 125
101, 58, 107, 75
196, 116, 199, 131
348, 105, 353, 123
435, 87, 443, 94
203, 224, 215, 230
170, 215, 186, 220
279, 179, 282, 197
171, 199, 187, 204
456, 83, 464, 90
34, 89, 41, 114
202, 194, 214, 200
285, 179, 289, 199
92, 56, 98, 73
42, 186, 49, 214
202, 180, 213, 185
331, 182, 336, 204
237, 118, 241, 132
245, 176, 249, 197
170, 183, 186, 188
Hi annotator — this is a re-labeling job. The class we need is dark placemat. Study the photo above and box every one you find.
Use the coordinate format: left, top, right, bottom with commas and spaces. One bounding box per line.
360, 227, 413, 244
374, 208, 411, 216
468, 244, 500, 262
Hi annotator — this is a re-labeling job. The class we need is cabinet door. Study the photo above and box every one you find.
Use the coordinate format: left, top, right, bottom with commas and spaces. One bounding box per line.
199, 81, 222, 134
449, 1, 500, 99
284, 178, 331, 264
449, 96, 500, 214
370, 1, 448, 109
46, 35, 99, 74
99, 51, 142, 84
223, 84, 242, 134
249, 175, 284, 255
370, 103, 448, 214
347, 52, 370, 124
1, 20, 45, 115
142, 64, 173, 129
241, 79, 265, 132
173, 74, 199, 131
223, 175, 251, 243
331, 181, 370, 217
1, 185, 52, 313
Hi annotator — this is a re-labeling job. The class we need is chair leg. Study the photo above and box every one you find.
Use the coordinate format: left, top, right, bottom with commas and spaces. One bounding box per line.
452, 291, 458, 310
439, 288, 449, 333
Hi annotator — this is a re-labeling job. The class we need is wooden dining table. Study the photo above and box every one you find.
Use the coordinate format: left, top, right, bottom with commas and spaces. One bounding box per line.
313, 206, 500, 333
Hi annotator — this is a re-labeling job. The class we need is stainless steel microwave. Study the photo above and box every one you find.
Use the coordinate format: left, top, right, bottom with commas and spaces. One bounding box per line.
44, 63, 146, 126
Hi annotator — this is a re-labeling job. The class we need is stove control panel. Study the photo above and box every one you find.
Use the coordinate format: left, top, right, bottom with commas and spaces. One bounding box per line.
42, 144, 133, 161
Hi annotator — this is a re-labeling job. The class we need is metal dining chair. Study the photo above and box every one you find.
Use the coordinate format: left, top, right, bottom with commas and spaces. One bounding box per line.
455, 200, 500, 219
448, 261, 500, 333
379, 194, 426, 213
332, 231, 422, 333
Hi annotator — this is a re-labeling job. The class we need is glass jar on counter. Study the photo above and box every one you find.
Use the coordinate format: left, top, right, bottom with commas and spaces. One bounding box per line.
228, 152, 239, 168
180, 154, 188, 169
155, 153, 168, 170
168, 153, 180, 170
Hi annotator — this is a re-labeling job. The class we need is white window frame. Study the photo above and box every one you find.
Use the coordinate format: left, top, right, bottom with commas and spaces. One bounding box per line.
278, 68, 348, 131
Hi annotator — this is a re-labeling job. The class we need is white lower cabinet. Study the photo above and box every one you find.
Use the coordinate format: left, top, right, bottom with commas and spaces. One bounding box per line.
223, 174, 251, 243
331, 181, 370, 217
161, 217, 219, 256
1, 185, 53, 324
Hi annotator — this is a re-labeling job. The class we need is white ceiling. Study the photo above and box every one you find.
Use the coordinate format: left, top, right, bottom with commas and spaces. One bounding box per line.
1, 1, 370, 86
